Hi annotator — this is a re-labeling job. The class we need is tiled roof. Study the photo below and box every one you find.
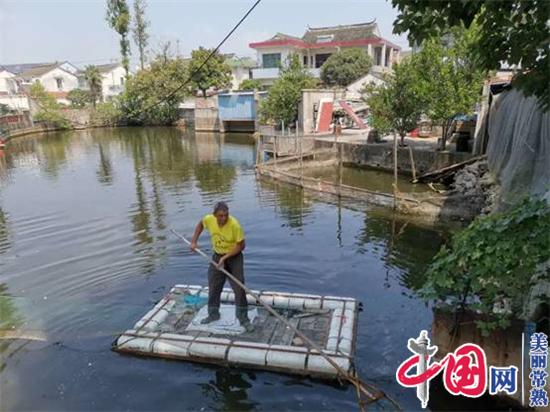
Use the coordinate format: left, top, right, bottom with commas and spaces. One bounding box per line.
301, 21, 377, 43
0, 62, 55, 75
18, 63, 62, 80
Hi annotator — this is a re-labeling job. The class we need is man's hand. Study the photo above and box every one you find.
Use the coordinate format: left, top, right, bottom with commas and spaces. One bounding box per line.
190, 241, 198, 251
216, 256, 226, 269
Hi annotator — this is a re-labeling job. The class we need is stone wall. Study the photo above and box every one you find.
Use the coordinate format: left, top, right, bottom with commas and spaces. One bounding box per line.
194, 97, 221, 132
315, 140, 473, 176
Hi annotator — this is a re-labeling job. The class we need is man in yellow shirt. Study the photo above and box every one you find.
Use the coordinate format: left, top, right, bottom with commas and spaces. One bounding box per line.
190, 201, 251, 330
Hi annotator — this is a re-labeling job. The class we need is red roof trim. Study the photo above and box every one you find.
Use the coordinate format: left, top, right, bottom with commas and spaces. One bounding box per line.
249, 38, 401, 50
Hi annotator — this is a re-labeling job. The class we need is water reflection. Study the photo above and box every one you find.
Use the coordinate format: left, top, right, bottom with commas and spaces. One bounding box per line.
0, 207, 10, 255
200, 369, 258, 411
257, 177, 313, 231
96, 143, 114, 186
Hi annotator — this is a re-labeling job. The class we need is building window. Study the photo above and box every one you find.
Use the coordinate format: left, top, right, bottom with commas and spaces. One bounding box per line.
316, 35, 334, 43
262, 53, 281, 69
314, 53, 332, 68
303, 55, 308, 66
120, 77, 124, 85
55, 78, 63, 90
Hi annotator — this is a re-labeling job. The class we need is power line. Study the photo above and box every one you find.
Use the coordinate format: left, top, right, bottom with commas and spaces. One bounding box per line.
136, 0, 262, 116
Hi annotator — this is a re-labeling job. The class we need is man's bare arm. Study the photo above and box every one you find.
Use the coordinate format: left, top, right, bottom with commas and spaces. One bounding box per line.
190, 221, 204, 250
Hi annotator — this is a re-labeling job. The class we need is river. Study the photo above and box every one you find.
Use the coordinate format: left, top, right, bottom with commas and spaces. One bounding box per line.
0, 127, 450, 411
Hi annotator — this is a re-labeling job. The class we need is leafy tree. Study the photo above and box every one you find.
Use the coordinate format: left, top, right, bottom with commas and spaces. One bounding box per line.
320, 48, 373, 87
119, 56, 190, 125
414, 30, 485, 149
106, 0, 131, 76
391, 0, 549, 110
67, 89, 92, 108
132, 0, 149, 70
29, 83, 70, 128
239, 79, 263, 91
0, 104, 12, 115
259, 54, 318, 126
420, 197, 550, 334
363, 57, 423, 145
188, 47, 232, 97
92, 101, 123, 126
84, 65, 103, 107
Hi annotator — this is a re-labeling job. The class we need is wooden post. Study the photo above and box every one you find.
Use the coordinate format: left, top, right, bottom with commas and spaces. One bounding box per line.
299, 134, 303, 182
274, 135, 278, 171
338, 143, 343, 197
255, 133, 261, 167
393, 132, 398, 209
408, 145, 417, 182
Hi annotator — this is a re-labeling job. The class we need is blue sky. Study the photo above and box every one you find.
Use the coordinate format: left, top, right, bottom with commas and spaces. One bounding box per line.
0, 0, 410, 67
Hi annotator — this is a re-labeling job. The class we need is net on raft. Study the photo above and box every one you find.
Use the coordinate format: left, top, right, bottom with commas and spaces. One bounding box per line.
483, 88, 550, 207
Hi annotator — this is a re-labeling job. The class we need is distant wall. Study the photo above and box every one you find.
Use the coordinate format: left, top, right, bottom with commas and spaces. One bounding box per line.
316, 140, 473, 175
194, 97, 221, 132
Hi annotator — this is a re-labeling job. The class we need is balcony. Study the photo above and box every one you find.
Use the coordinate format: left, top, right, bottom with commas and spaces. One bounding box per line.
251, 67, 280, 80
252, 67, 321, 81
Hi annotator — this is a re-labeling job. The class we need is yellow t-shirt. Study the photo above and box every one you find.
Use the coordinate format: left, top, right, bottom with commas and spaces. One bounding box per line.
202, 214, 245, 254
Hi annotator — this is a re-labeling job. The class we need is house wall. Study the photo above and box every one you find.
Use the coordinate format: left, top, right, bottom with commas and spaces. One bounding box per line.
101, 66, 126, 100
255, 46, 296, 67
37, 68, 79, 93
345, 73, 385, 100
0, 70, 18, 94
0, 95, 30, 111
231, 67, 251, 90
299, 88, 346, 133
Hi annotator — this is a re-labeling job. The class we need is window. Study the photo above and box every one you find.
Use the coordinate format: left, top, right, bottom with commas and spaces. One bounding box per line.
316, 35, 334, 43
120, 77, 124, 85
303, 55, 308, 66
262, 53, 281, 69
314, 53, 332, 68
55, 78, 63, 90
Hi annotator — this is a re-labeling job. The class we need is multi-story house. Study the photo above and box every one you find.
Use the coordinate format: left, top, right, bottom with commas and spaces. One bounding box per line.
249, 21, 400, 86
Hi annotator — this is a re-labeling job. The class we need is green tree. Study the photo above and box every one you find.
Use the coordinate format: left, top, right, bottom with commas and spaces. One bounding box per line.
67, 89, 92, 108
132, 0, 149, 70
106, 0, 131, 76
391, 0, 549, 110
119, 56, 190, 125
239, 79, 263, 91
363, 58, 424, 145
320, 48, 373, 87
420, 197, 550, 334
259, 54, 318, 126
415, 31, 485, 149
188, 47, 232, 97
84, 65, 103, 107
29, 83, 70, 129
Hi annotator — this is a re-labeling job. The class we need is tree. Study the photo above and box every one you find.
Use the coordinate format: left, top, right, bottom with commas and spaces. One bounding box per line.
420, 197, 550, 334
67, 89, 92, 108
363, 57, 423, 145
132, 0, 149, 70
414, 30, 485, 149
188, 47, 232, 97
391, 0, 549, 110
106, 0, 131, 76
84, 65, 103, 108
239, 79, 263, 91
259, 54, 318, 126
320, 48, 373, 87
29, 83, 70, 128
119, 56, 190, 125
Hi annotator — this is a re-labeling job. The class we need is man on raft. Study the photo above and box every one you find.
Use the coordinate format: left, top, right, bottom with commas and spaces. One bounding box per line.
190, 201, 253, 332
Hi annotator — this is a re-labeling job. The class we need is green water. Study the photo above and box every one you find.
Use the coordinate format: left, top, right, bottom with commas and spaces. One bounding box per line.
0, 127, 452, 411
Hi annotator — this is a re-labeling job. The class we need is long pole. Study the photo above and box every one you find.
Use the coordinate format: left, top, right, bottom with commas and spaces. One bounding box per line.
170, 229, 384, 404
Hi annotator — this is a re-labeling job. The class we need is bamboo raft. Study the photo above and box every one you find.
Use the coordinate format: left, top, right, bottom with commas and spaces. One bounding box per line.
113, 284, 360, 378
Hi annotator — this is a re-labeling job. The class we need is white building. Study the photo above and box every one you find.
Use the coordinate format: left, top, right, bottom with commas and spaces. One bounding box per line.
17, 62, 79, 105
224, 55, 257, 90
0, 67, 28, 111
78, 63, 126, 101
249, 21, 401, 86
